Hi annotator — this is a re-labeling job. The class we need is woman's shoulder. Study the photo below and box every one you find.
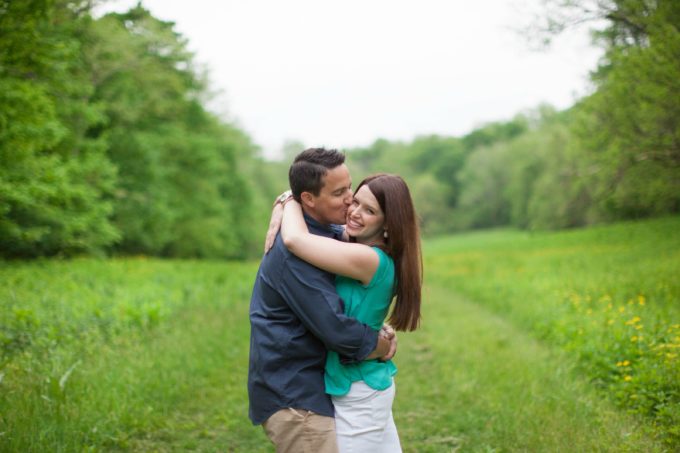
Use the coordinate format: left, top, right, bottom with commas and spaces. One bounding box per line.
365, 246, 394, 288
370, 246, 393, 265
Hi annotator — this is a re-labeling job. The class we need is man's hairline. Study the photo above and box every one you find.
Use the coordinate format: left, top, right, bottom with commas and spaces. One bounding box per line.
303, 162, 349, 197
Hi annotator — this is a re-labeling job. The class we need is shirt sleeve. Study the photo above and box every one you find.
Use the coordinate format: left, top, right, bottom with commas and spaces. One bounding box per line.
365, 247, 388, 288
278, 253, 378, 362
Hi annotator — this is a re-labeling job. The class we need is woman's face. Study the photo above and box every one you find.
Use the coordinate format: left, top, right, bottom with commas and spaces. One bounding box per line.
345, 185, 385, 244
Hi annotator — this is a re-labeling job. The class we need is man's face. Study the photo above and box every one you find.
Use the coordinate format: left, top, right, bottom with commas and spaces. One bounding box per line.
305, 164, 353, 225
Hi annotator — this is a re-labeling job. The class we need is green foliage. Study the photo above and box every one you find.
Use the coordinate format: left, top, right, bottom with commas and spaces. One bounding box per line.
1, 220, 676, 450
0, 2, 264, 258
0, 0, 119, 257
570, 4, 680, 219
0, 258, 262, 451
345, 117, 530, 235
425, 216, 680, 446
2, 0, 677, 255
345, 1, 679, 235
86, 6, 259, 259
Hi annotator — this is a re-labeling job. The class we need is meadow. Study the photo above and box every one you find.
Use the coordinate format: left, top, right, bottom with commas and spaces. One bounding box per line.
1, 217, 678, 451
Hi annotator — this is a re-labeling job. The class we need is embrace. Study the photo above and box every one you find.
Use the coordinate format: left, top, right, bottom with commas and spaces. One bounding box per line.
248, 147, 423, 452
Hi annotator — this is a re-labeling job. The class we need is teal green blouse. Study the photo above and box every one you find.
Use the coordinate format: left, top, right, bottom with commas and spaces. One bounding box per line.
325, 247, 398, 396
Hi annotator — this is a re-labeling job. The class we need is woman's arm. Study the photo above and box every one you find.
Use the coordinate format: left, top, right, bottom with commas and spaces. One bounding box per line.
263, 202, 283, 254
281, 200, 379, 285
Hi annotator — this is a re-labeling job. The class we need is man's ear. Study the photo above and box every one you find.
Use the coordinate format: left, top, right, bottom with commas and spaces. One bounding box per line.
300, 191, 315, 209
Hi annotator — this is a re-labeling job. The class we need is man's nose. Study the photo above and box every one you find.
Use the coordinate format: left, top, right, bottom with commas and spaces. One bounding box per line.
344, 191, 353, 204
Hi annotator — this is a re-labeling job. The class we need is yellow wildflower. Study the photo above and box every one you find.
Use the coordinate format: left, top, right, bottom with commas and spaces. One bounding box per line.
625, 316, 641, 326
624, 375, 633, 381
631, 336, 638, 342
607, 319, 614, 325
638, 295, 645, 306
623, 360, 630, 366
619, 307, 626, 313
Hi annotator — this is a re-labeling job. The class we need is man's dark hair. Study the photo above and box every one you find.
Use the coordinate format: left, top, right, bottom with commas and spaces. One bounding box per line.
289, 147, 345, 199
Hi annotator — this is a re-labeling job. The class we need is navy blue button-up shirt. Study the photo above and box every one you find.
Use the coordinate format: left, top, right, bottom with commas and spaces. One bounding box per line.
247, 215, 379, 425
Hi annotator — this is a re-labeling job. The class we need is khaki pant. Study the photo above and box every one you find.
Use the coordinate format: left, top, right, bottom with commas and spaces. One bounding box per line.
263, 408, 338, 453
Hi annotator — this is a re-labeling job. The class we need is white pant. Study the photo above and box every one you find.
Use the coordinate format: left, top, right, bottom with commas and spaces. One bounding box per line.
332, 380, 402, 453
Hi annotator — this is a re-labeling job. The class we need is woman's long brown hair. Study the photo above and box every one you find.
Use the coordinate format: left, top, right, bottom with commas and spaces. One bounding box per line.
357, 174, 422, 331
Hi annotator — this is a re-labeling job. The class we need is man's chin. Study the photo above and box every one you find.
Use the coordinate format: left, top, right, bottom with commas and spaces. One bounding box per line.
333, 213, 348, 225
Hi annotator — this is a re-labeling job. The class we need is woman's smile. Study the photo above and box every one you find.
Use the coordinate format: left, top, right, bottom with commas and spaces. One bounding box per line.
344, 186, 385, 243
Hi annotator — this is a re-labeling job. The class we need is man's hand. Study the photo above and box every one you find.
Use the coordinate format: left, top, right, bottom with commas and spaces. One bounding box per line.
379, 323, 397, 361
366, 324, 397, 361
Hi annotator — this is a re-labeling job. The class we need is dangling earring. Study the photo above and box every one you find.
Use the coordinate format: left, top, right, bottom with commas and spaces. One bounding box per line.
383, 230, 388, 238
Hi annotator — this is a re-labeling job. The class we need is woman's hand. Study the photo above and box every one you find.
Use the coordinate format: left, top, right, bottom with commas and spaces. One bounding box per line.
264, 190, 293, 253
264, 202, 284, 254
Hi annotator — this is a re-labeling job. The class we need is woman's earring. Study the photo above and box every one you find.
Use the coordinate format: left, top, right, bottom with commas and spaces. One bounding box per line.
383, 230, 388, 238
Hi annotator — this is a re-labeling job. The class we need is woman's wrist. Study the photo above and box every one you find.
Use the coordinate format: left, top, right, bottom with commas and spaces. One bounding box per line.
273, 189, 293, 207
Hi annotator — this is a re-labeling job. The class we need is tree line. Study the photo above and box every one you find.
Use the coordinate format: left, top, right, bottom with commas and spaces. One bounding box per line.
1, 0, 678, 259
1, 1, 269, 259
345, 0, 679, 235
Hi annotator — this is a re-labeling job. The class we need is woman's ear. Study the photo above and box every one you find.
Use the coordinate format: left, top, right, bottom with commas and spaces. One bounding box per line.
300, 191, 315, 209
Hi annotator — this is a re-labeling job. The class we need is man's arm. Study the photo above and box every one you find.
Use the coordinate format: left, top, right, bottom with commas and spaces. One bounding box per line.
279, 253, 384, 362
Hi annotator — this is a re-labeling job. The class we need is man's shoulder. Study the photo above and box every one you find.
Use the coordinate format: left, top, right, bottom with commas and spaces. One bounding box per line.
263, 235, 328, 276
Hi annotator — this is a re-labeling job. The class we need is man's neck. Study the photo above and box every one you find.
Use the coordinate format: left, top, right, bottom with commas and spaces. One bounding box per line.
301, 206, 330, 227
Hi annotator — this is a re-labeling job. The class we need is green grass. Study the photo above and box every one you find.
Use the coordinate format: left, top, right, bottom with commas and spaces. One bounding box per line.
1, 259, 266, 451
423, 216, 680, 446
396, 285, 664, 452
1, 217, 678, 451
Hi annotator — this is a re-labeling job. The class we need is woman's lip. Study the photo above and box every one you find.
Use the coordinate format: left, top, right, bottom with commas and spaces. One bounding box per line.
346, 219, 362, 229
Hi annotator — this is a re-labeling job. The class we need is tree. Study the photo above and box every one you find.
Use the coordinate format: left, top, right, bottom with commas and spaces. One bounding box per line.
87, 6, 258, 258
529, 0, 680, 221
0, 0, 119, 257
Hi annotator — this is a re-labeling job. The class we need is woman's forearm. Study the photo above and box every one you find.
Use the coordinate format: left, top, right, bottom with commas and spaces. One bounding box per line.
280, 200, 379, 284
280, 200, 310, 251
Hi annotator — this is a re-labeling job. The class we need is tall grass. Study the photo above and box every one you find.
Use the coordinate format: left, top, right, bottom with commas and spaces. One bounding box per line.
1, 217, 677, 450
1, 259, 265, 451
424, 216, 680, 446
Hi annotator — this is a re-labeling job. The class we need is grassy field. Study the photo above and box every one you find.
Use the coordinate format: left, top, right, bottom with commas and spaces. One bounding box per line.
1, 217, 678, 451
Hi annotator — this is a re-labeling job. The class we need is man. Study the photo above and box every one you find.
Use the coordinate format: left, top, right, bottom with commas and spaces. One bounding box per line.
248, 148, 395, 453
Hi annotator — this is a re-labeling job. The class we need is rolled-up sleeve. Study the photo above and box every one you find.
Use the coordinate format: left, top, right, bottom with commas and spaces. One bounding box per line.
278, 254, 378, 362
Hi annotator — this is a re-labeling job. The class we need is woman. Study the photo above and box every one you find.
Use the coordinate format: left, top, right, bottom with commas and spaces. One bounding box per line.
275, 173, 422, 452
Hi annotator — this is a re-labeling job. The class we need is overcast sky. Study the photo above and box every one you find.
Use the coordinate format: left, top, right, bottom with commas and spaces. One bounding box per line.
96, 0, 602, 159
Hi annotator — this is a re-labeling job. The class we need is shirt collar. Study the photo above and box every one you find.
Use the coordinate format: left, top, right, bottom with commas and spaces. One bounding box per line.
303, 213, 344, 240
